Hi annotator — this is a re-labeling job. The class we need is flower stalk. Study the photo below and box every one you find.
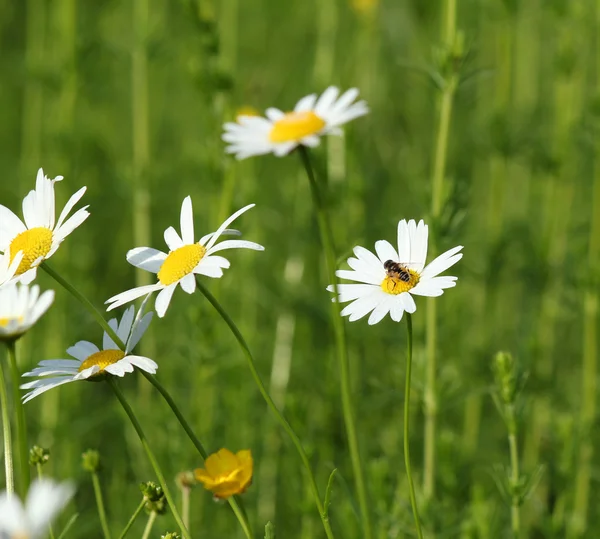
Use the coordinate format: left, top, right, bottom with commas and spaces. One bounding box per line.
196, 277, 335, 539
0, 356, 15, 497
298, 145, 372, 539
404, 313, 424, 539
6, 340, 30, 496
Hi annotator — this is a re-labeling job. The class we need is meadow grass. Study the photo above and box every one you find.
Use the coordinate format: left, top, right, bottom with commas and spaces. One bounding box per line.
1, 0, 599, 537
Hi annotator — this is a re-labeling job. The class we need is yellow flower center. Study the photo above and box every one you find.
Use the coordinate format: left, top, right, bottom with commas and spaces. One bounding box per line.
0, 316, 23, 327
157, 244, 206, 286
78, 349, 126, 374
381, 269, 420, 295
9, 227, 53, 275
269, 111, 326, 143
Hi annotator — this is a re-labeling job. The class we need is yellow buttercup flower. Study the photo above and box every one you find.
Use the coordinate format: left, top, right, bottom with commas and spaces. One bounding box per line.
194, 448, 253, 500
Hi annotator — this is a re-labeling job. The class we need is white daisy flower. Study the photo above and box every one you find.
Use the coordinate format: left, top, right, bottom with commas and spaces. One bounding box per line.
0, 168, 90, 285
21, 306, 157, 403
0, 478, 74, 539
222, 86, 369, 159
105, 196, 264, 318
0, 283, 54, 342
327, 219, 463, 325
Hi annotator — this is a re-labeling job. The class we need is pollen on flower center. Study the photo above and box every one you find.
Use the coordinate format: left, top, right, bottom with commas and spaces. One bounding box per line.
157, 243, 206, 286
9, 227, 53, 275
381, 271, 420, 295
269, 111, 326, 143
79, 349, 125, 374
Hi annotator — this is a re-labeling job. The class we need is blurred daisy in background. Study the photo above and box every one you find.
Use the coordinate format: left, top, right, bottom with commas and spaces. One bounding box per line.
223, 86, 368, 159
0, 168, 89, 285
0, 283, 54, 342
328, 219, 463, 325
0, 478, 74, 539
105, 196, 264, 318
21, 306, 156, 403
195, 448, 253, 500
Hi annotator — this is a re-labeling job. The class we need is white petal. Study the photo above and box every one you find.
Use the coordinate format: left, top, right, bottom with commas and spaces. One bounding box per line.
126, 311, 153, 353
21, 377, 76, 404
126, 355, 158, 374
155, 284, 177, 318
204, 205, 256, 250
179, 196, 194, 244
341, 292, 383, 322
199, 255, 230, 269
52, 208, 90, 243
164, 226, 184, 251
0, 205, 26, 251
327, 283, 378, 302
67, 341, 99, 361
409, 282, 445, 297
353, 246, 382, 269
397, 220, 410, 262
400, 292, 417, 313
412, 220, 428, 272
0, 492, 27, 535
367, 295, 395, 325
180, 273, 196, 294
265, 108, 285, 121
104, 360, 133, 377
126, 247, 166, 273
314, 86, 340, 116
105, 284, 162, 311
335, 269, 381, 285
117, 306, 136, 344
294, 94, 317, 112
26, 479, 75, 537
194, 263, 223, 278
374, 240, 398, 264
420, 246, 464, 280
199, 228, 241, 246
103, 318, 120, 350
55, 186, 87, 231
390, 300, 405, 322
206, 239, 264, 255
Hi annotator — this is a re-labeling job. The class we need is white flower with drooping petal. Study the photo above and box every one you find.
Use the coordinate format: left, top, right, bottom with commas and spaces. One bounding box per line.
105, 196, 264, 318
328, 219, 463, 325
222, 86, 369, 159
0, 283, 54, 341
0, 168, 90, 285
21, 306, 156, 403
0, 478, 75, 539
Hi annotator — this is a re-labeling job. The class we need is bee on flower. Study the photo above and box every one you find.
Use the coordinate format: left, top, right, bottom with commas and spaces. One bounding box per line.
222, 86, 368, 159
195, 448, 253, 500
0, 283, 54, 342
21, 306, 156, 403
328, 219, 463, 324
105, 196, 264, 318
0, 168, 90, 285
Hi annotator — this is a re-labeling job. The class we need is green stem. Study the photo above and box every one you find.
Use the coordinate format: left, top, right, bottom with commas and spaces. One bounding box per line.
195, 278, 335, 539
425, 62, 458, 508
141, 511, 156, 539
6, 341, 29, 497
118, 498, 146, 539
297, 146, 372, 539
0, 357, 14, 496
108, 378, 191, 539
404, 314, 424, 539
41, 263, 121, 345
182, 486, 190, 531
42, 263, 252, 538
91, 471, 112, 539
507, 408, 521, 538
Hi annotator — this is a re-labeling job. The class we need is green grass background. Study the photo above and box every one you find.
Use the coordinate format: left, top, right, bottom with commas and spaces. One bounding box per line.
1, 0, 600, 537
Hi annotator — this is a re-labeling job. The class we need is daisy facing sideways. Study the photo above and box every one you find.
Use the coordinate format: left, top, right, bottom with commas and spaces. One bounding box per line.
0, 479, 75, 539
21, 306, 156, 403
105, 196, 264, 318
328, 219, 463, 325
0, 283, 54, 342
223, 86, 368, 159
0, 168, 90, 285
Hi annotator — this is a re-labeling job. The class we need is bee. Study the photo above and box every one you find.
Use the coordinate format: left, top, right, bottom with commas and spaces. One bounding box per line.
384, 259, 411, 282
